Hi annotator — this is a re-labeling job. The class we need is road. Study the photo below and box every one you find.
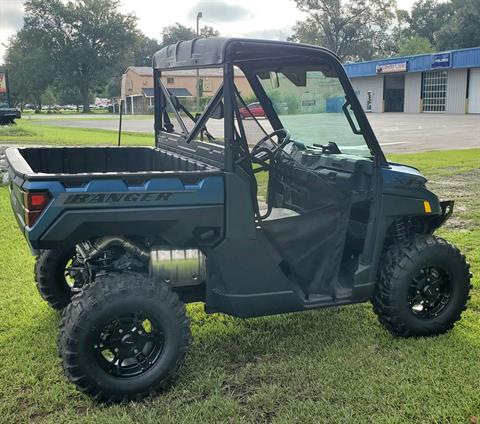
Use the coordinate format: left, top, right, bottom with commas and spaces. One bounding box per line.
28, 113, 480, 154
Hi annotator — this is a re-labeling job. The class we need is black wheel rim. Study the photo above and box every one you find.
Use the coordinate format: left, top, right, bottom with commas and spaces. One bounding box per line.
93, 312, 164, 378
64, 257, 78, 288
408, 266, 452, 319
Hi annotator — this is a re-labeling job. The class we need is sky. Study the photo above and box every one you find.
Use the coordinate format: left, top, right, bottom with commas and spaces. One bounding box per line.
0, 0, 418, 62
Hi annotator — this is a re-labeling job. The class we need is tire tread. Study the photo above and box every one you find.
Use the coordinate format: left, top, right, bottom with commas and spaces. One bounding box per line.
372, 235, 471, 337
58, 272, 191, 403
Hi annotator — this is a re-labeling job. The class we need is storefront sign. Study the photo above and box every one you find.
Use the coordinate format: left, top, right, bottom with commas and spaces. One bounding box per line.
376, 62, 407, 74
0, 72, 6, 94
431, 53, 450, 69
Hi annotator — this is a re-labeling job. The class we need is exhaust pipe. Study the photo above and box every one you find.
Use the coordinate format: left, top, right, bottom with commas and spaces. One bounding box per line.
86, 236, 150, 261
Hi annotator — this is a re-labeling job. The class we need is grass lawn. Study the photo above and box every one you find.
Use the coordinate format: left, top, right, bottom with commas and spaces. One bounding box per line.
0, 119, 153, 146
0, 133, 479, 422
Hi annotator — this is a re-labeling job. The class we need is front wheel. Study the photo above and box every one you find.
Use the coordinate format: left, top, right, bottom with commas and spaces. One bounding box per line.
372, 235, 471, 337
59, 272, 191, 403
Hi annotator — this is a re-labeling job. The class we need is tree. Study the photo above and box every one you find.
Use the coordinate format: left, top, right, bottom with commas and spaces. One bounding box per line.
200, 26, 220, 38
23, 0, 139, 112
3, 29, 54, 109
104, 75, 121, 98
161, 23, 196, 47
398, 36, 434, 56
132, 34, 161, 66
289, 0, 396, 61
408, 0, 452, 46
160, 23, 219, 47
54, 85, 84, 110
41, 87, 58, 107
436, 0, 480, 50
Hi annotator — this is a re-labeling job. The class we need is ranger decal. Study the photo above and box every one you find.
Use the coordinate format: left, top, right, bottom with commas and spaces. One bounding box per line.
63, 192, 174, 205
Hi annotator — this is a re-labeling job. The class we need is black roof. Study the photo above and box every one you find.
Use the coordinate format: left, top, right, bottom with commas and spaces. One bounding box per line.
152, 37, 338, 70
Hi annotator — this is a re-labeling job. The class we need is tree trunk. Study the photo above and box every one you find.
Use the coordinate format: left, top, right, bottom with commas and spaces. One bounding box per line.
35, 92, 42, 113
81, 87, 90, 113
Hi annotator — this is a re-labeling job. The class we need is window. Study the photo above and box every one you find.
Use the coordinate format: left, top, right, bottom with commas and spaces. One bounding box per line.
422, 70, 447, 112
157, 68, 225, 141
256, 67, 370, 157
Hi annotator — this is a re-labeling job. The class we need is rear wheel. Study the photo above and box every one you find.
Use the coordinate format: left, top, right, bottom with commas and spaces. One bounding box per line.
59, 272, 190, 403
372, 235, 471, 337
34, 248, 80, 310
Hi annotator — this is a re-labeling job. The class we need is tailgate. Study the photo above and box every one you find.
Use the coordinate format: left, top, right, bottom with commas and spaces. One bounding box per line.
8, 170, 27, 232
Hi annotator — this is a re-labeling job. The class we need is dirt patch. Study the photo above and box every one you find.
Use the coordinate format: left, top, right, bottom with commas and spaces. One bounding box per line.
428, 168, 479, 230
443, 216, 473, 231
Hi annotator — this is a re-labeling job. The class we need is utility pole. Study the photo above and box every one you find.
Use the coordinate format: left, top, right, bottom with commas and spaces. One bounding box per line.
196, 11, 202, 113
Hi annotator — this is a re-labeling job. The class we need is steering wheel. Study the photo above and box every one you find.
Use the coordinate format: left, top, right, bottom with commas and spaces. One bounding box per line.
251, 129, 292, 164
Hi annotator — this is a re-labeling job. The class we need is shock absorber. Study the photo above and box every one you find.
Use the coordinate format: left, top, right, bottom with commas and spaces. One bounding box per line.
392, 218, 407, 242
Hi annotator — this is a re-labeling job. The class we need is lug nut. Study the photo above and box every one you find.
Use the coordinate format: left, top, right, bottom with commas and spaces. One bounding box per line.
119, 329, 123, 334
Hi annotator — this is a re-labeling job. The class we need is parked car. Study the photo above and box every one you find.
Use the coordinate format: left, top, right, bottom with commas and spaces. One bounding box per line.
239, 101, 265, 119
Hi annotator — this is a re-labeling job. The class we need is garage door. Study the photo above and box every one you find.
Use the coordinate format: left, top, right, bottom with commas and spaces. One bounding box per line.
468, 68, 480, 113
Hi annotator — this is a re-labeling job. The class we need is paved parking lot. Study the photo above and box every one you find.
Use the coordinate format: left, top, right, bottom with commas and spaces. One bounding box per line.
30, 113, 480, 154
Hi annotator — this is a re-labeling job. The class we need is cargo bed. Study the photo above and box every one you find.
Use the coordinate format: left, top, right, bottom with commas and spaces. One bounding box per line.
6, 146, 219, 182
5, 146, 224, 250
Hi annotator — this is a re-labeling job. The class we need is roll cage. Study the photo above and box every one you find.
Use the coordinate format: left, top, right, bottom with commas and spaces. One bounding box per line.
152, 37, 387, 168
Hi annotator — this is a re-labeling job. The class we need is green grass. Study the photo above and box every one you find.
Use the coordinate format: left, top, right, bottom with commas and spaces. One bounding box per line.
0, 147, 479, 423
0, 120, 153, 146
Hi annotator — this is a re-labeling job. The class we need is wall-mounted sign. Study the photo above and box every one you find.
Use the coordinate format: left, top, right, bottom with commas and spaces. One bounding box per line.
431, 53, 450, 69
0, 72, 6, 94
376, 62, 408, 74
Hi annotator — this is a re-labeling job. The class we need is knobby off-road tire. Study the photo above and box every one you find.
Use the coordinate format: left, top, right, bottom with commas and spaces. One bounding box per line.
59, 272, 191, 403
34, 248, 76, 310
372, 235, 471, 337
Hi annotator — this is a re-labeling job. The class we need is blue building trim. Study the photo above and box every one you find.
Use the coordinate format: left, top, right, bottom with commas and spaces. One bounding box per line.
344, 46, 480, 78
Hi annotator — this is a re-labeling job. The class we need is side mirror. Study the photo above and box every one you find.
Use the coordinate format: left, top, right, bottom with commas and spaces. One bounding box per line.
210, 101, 224, 119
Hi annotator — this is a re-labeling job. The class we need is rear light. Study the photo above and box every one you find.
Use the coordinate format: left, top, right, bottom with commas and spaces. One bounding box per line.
23, 191, 51, 227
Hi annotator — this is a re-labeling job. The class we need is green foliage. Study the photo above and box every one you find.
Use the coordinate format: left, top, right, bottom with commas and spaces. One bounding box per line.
104, 76, 122, 99
289, 0, 397, 61
21, 0, 139, 112
132, 34, 161, 66
40, 87, 57, 107
3, 29, 55, 109
396, 0, 480, 53
291, 0, 480, 59
408, 0, 452, 46
161, 23, 196, 47
200, 26, 220, 38
436, 0, 480, 50
398, 36, 434, 56
160, 23, 219, 48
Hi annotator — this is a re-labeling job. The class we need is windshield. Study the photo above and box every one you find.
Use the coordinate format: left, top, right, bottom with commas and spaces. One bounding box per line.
256, 67, 371, 157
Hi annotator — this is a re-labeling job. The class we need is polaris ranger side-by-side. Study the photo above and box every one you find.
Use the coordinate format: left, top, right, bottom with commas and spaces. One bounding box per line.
6, 38, 471, 403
